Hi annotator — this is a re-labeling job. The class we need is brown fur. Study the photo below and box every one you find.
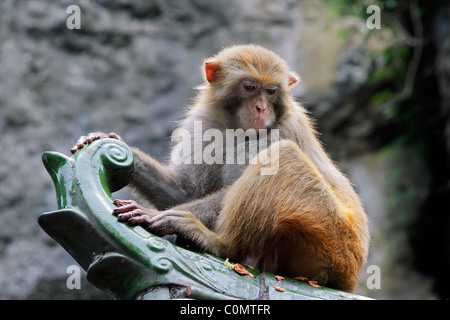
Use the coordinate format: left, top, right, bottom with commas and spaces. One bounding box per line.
215, 140, 368, 292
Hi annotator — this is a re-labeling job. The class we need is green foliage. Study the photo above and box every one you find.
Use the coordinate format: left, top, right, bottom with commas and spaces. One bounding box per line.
369, 89, 393, 105
325, 0, 421, 137
325, 0, 430, 229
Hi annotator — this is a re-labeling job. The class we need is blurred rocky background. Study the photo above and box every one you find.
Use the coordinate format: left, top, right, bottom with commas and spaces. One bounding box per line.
0, 0, 449, 299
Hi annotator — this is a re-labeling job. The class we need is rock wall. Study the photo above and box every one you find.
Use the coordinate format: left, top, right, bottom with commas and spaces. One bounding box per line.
0, 0, 446, 299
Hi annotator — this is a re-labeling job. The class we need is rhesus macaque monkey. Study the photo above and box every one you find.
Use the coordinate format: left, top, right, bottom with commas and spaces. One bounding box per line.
71, 45, 369, 293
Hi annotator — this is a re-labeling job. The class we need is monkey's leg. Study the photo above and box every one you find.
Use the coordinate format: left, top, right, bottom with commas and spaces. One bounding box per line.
214, 140, 364, 291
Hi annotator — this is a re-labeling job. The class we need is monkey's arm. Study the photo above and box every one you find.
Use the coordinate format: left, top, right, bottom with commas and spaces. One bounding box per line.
127, 147, 192, 210
170, 191, 225, 229
70, 132, 190, 210
70, 133, 191, 210
115, 189, 224, 229
113, 190, 226, 253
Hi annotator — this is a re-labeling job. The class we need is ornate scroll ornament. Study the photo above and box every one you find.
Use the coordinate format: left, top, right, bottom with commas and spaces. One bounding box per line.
39, 139, 233, 299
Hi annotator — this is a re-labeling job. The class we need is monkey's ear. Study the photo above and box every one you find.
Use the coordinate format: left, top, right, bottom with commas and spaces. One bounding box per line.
205, 61, 221, 83
288, 72, 300, 87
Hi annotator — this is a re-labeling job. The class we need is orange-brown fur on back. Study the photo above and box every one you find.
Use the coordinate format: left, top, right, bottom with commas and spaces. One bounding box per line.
216, 139, 369, 292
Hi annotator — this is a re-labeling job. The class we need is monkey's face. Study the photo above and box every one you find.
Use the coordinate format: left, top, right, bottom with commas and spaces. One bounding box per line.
203, 45, 299, 130
236, 80, 278, 130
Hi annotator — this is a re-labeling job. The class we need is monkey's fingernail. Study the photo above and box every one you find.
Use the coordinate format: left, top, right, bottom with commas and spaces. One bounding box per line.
113, 208, 126, 215
128, 217, 139, 225
117, 214, 129, 221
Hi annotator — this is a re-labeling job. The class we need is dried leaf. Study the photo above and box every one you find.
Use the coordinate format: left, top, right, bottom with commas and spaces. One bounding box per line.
273, 285, 285, 292
307, 280, 321, 288
224, 258, 235, 268
293, 275, 322, 288
233, 263, 254, 278
275, 275, 285, 282
293, 276, 309, 282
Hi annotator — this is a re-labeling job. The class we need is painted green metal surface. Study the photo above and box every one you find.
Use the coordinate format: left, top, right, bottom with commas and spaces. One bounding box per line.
39, 138, 370, 300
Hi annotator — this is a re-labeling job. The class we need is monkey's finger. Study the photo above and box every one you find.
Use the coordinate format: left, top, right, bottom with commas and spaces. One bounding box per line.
113, 204, 141, 216
113, 199, 136, 208
70, 135, 87, 153
86, 133, 102, 144
128, 215, 151, 225
113, 205, 138, 215
108, 132, 123, 141
76, 135, 88, 148
73, 136, 89, 152
117, 209, 143, 221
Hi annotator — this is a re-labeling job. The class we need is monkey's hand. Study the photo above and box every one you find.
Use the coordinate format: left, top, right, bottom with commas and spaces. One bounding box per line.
70, 132, 123, 154
114, 199, 218, 252
113, 199, 208, 239
112, 199, 156, 224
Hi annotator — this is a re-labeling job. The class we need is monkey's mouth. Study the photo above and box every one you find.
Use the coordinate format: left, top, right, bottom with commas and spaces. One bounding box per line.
243, 117, 271, 130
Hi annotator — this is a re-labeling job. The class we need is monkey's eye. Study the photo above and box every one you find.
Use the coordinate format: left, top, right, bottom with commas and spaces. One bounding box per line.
243, 83, 258, 92
265, 88, 278, 96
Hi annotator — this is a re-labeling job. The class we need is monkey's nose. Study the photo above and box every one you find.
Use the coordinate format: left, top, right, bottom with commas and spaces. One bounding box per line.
255, 105, 266, 113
